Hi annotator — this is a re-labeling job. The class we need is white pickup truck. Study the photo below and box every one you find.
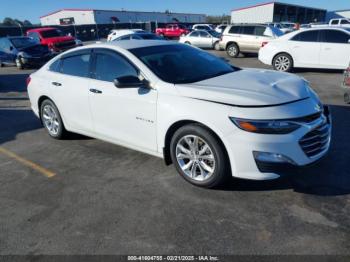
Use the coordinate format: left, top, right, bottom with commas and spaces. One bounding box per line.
329, 18, 350, 27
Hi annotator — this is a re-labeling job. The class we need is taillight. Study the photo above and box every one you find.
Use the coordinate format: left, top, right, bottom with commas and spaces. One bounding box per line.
345, 67, 350, 86
261, 42, 268, 47
26, 76, 31, 87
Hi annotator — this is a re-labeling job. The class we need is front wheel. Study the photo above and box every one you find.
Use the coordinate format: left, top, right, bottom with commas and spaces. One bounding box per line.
273, 53, 293, 72
170, 124, 230, 188
16, 57, 24, 70
40, 99, 67, 139
226, 43, 239, 58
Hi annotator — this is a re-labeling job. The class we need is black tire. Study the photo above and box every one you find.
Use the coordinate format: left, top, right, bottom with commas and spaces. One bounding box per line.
170, 124, 230, 188
16, 57, 24, 70
40, 99, 67, 139
214, 41, 220, 51
344, 93, 350, 104
226, 43, 239, 58
272, 53, 293, 72
0, 60, 3, 67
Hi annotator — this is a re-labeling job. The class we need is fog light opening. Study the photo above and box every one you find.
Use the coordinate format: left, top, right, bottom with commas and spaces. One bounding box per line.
253, 151, 296, 165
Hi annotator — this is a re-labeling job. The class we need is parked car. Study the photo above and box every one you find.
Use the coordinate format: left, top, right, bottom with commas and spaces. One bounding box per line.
179, 30, 221, 50
26, 27, 78, 53
343, 62, 350, 104
267, 23, 294, 34
107, 29, 147, 41
0, 36, 52, 69
215, 24, 228, 34
192, 24, 214, 31
220, 24, 283, 57
259, 27, 350, 72
155, 24, 190, 38
27, 40, 331, 188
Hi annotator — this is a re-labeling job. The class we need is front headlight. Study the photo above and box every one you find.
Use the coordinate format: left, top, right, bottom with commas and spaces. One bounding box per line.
230, 117, 301, 134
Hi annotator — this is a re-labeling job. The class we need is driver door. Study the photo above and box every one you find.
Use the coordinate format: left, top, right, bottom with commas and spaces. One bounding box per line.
88, 48, 158, 152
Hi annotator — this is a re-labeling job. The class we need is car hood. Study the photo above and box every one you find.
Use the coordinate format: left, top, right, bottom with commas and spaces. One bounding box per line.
42, 36, 75, 44
19, 44, 49, 55
175, 69, 311, 107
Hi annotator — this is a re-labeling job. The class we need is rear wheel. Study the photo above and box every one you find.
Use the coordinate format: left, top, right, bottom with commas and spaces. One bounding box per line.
214, 41, 220, 51
273, 53, 293, 72
226, 43, 239, 58
170, 124, 230, 188
40, 99, 67, 139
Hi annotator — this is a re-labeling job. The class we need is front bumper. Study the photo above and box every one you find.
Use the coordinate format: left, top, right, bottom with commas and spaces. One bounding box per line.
21, 55, 52, 66
224, 106, 331, 180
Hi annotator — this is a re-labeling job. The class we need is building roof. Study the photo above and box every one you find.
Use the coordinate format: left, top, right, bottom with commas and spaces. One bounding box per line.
40, 8, 205, 19
232, 1, 326, 12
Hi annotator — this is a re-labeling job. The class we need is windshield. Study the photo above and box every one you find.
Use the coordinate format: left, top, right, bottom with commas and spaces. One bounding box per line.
130, 44, 236, 84
10, 37, 38, 49
41, 29, 64, 38
208, 30, 221, 37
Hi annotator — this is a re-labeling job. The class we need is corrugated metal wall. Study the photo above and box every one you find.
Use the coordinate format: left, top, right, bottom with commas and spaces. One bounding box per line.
231, 3, 275, 24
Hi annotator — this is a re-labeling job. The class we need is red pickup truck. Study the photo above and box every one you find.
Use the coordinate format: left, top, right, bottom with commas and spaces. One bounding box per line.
155, 24, 190, 38
26, 27, 78, 53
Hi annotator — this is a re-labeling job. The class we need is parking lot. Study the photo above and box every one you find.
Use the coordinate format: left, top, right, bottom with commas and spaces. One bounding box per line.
0, 49, 350, 255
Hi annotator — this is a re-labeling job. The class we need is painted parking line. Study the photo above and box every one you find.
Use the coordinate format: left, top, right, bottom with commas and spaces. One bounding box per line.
0, 146, 56, 178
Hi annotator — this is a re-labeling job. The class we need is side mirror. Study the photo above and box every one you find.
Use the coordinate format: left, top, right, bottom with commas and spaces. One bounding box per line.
114, 75, 148, 88
9, 46, 14, 51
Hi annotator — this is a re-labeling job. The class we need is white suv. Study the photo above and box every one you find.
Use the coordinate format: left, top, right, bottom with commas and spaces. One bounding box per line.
27, 41, 331, 188
220, 24, 283, 57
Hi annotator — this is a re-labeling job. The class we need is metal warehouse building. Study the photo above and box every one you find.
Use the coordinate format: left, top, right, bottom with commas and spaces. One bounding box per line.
231, 2, 327, 24
327, 9, 350, 21
40, 9, 206, 26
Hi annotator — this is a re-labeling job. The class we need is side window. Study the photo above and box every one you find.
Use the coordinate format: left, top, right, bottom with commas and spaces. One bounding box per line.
199, 31, 209, 37
241, 26, 255, 35
131, 35, 142, 40
94, 52, 138, 82
190, 31, 199, 37
49, 59, 61, 72
323, 30, 350, 44
61, 54, 91, 77
341, 20, 350, 25
331, 20, 339, 25
292, 30, 319, 42
254, 26, 267, 36
228, 26, 240, 34
118, 35, 131, 41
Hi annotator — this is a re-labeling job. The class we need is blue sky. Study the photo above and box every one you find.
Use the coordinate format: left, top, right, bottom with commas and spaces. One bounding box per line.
1, 0, 349, 23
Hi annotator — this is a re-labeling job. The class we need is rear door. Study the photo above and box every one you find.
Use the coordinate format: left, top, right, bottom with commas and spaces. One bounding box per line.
289, 30, 321, 67
198, 31, 212, 48
49, 49, 94, 132
239, 26, 257, 52
188, 31, 200, 46
319, 29, 350, 69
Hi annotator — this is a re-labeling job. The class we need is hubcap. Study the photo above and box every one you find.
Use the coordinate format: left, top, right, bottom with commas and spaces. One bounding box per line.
176, 135, 215, 181
274, 56, 290, 71
228, 46, 237, 56
42, 105, 60, 136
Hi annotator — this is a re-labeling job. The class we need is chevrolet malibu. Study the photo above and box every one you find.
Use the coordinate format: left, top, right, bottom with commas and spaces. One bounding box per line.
27, 41, 331, 188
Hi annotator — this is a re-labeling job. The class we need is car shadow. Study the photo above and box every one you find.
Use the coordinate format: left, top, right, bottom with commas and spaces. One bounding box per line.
0, 73, 30, 94
219, 104, 350, 196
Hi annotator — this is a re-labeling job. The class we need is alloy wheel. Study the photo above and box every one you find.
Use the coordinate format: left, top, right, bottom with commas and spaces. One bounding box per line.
42, 104, 60, 136
274, 55, 291, 71
228, 46, 237, 57
175, 135, 215, 182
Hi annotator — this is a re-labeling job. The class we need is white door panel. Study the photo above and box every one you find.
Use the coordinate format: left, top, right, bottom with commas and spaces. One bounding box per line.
320, 43, 350, 69
290, 41, 321, 67
89, 79, 158, 151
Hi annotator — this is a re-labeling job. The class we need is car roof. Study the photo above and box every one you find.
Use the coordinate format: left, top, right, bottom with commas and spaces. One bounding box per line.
27, 27, 57, 32
96, 40, 175, 50
110, 29, 146, 37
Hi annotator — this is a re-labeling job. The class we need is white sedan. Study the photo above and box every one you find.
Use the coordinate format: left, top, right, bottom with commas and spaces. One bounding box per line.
259, 27, 350, 72
179, 30, 221, 50
27, 41, 331, 188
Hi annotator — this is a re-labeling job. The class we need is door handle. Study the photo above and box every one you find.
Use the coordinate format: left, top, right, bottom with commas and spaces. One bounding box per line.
89, 88, 102, 94
52, 82, 62, 86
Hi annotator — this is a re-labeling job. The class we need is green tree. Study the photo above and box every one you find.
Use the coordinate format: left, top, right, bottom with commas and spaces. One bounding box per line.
23, 20, 32, 26
3, 17, 15, 26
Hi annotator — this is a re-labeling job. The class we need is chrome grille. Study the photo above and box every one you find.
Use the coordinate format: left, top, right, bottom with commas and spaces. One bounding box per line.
299, 116, 331, 158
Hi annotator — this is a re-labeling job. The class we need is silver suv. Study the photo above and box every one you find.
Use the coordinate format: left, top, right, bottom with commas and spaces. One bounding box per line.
219, 24, 283, 57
